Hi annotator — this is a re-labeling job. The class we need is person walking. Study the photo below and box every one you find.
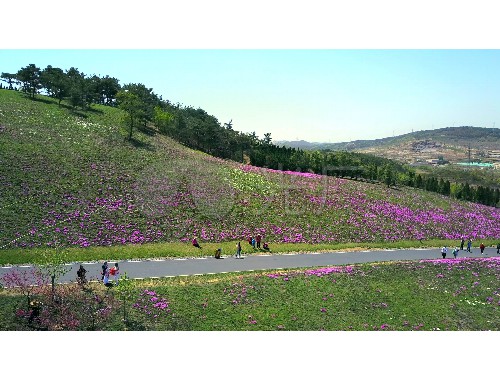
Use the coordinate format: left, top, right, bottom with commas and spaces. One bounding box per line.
103, 265, 110, 286
479, 242, 485, 255
256, 234, 262, 249
251, 237, 256, 249
110, 263, 120, 285
467, 239, 472, 253
441, 246, 448, 259
77, 264, 87, 286
460, 238, 465, 251
235, 241, 242, 259
452, 247, 459, 259
192, 236, 202, 249
497, 242, 500, 254
101, 261, 108, 281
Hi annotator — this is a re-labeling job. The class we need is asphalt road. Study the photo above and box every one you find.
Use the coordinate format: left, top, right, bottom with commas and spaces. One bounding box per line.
1, 247, 498, 285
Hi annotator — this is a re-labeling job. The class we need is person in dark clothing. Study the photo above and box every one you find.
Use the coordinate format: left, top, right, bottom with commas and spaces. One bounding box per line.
441, 246, 448, 259
480, 243, 485, 254
263, 242, 270, 251
77, 264, 87, 286
460, 238, 465, 251
467, 239, 472, 253
101, 261, 108, 281
235, 241, 242, 258
192, 236, 202, 249
497, 242, 500, 254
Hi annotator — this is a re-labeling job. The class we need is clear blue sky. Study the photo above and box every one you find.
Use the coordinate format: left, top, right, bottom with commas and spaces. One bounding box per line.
2, 49, 500, 143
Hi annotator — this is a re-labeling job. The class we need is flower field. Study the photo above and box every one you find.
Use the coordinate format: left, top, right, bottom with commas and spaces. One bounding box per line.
1, 89, 499, 257
1, 257, 498, 330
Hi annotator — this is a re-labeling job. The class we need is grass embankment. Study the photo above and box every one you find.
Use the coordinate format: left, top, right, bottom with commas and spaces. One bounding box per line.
1, 257, 498, 330
1, 239, 498, 266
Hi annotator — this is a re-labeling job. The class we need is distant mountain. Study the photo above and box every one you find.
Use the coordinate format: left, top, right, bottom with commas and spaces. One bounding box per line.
277, 126, 500, 152
277, 126, 500, 166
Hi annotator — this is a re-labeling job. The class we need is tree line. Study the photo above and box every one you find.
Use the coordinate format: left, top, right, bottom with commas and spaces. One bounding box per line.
2, 64, 499, 208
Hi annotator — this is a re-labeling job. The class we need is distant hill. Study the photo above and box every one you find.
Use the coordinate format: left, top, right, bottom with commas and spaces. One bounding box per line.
277, 126, 500, 166
278, 126, 500, 151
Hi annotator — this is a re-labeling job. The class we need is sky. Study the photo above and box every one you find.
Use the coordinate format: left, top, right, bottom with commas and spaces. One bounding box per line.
3, 49, 500, 143
2, 1, 500, 144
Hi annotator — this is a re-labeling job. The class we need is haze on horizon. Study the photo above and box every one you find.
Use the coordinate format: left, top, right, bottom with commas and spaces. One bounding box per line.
2, 49, 500, 144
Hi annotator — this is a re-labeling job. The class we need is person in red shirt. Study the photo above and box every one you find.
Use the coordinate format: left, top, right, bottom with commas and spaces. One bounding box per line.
480, 243, 485, 254
256, 234, 262, 249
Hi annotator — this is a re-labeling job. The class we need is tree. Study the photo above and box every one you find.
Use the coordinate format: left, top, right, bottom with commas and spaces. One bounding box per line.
100, 75, 121, 105
37, 245, 71, 298
1, 72, 19, 89
262, 132, 272, 145
66, 67, 89, 109
116, 90, 145, 140
40, 65, 69, 105
16, 64, 42, 98
113, 272, 135, 324
1, 268, 45, 309
122, 83, 160, 127
153, 106, 175, 134
382, 164, 394, 187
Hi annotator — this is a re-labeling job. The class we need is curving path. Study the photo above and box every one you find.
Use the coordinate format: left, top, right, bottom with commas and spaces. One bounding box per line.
1, 247, 498, 285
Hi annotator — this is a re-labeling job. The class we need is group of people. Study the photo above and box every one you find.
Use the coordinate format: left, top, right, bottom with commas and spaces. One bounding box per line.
75, 261, 120, 286
441, 238, 500, 259
192, 235, 270, 259
101, 261, 120, 286
235, 239, 270, 258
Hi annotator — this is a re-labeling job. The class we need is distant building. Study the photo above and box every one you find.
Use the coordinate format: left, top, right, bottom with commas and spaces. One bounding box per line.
456, 162, 494, 168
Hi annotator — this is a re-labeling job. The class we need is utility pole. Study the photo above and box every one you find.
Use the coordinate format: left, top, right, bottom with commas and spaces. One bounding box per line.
468, 143, 471, 165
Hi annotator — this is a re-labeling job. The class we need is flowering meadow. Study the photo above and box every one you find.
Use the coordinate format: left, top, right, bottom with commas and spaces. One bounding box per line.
1, 90, 499, 259
1, 257, 498, 330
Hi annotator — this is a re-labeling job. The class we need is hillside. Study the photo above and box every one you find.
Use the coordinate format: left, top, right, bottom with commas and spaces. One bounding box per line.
1, 89, 500, 252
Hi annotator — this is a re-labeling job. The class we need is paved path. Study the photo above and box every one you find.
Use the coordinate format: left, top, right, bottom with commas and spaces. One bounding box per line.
1, 247, 498, 285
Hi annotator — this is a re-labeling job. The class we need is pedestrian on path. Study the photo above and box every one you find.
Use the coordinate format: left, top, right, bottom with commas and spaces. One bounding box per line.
480, 243, 485, 254
467, 239, 472, 253
101, 261, 108, 281
77, 264, 87, 286
452, 247, 459, 259
441, 246, 448, 259
235, 241, 242, 259
110, 263, 120, 285
103, 265, 110, 286
460, 238, 465, 251
215, 248, 222, 259
497, 242, 500, 254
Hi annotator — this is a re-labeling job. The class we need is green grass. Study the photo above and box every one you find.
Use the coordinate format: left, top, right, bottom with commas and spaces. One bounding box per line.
1, 257, 498, 330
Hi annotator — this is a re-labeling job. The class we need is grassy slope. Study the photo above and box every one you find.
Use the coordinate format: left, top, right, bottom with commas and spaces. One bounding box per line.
1, 89, 499, 265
